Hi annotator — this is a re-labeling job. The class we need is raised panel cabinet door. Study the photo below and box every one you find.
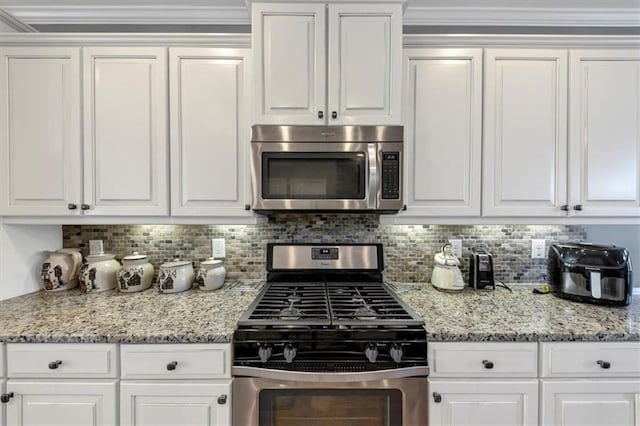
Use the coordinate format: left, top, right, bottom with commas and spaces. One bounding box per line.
169, 48, 252, 216
5, 380, 117, 426
120, 381, 231, 426
569, 49, 640, 217
0, 47, 82, 215
83, 47, 168, 216
429, 379, 539, 426
328, 3, 402, 125
483, 49, 568, 217
541, 380, 640, 426
402, 48, 482, 217
253, 3, 326, 125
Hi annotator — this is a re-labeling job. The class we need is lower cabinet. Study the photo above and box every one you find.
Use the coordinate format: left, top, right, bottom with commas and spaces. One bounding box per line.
5, 380, 117, 425
429, 379, 538, 426
120, 381, 231, 426
1, 379, 5, 426
540, 379, 640, 426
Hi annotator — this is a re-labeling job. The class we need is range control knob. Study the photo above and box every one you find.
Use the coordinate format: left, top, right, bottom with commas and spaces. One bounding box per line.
390, 344, 403, 363
258, 344, 272, 363
283, 343, 297, 363
365, 343, 378, 363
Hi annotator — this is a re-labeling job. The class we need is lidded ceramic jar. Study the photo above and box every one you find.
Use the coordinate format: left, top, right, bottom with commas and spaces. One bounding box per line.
41, 248, 83, 292
195, 258, 226, 291
79, 253, 120, 293
158, 259, 194, 294
118, 252, 154, 293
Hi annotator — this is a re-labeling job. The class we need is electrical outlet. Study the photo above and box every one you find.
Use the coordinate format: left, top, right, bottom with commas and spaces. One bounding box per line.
449, 239, 463, 258
89, 240, 103, 255
531, 239, 546, 259
212, 238, 226, 258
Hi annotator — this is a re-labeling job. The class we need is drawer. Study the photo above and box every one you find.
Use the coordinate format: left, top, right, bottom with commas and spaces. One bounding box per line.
428, 342, 538, 378
541, 342, 640, 378
7, 343, 118, 378
121, 344, 231, 379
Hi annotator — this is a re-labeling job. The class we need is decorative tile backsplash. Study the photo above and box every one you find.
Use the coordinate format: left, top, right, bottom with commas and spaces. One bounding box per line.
63, 215, 587, 283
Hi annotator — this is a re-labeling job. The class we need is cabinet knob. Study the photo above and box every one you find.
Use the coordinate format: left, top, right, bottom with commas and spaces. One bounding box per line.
1, 392, 14, 403
432, 392, 442, 403
482, 359, 494, 369
331, 111, 337, 119
81, 204, 91, 211
166, 361, 178, 371
244, 204, 251, 211
48, 360, 62, 369
68, 203, 78, 210
560, 204, 570, 211
217, 394, 227, 405
573, 204, 583, 211
597, 360, 611, 369
318, 111, 324, 119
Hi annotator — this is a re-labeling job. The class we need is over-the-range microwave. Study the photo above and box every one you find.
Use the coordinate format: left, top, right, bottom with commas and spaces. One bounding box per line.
250, 125, 403, 213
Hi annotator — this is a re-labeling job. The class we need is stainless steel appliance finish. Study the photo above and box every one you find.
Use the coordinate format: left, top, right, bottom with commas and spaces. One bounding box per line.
250, 125, 403, 212
270, 243, 380, 270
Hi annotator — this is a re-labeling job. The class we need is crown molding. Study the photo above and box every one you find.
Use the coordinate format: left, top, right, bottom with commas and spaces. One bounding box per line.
0, 33, 252, 46
403, 33, 640, 47
0, 8, 36, 31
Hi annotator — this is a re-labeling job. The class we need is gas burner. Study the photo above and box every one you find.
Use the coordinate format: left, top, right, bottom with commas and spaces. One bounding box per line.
287, 294, 302, 303
354, 306, 377, 320
351, 297, 364, 303
280, 306, 302, 319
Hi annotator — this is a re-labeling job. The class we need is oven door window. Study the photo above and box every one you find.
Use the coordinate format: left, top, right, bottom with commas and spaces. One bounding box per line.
262, 152, 366, 199
259, 389, 402, 426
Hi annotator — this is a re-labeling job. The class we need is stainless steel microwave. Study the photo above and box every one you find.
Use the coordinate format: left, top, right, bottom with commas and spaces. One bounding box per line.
250, 125, 403, 213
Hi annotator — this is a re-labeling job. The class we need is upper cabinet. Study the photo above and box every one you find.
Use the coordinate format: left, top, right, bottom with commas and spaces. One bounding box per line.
252, 2, 402, 125
483, 49, 568, 217
82, 47, 168, 216
568, 49, 640, 217
0, 47, 82, 216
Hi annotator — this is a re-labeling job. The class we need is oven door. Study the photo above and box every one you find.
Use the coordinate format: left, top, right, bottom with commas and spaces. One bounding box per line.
251, 141, 377, 211
233, 372, 427, 426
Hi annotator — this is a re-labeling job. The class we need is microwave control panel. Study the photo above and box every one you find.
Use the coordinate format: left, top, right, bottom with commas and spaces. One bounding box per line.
381, 152, 400, 199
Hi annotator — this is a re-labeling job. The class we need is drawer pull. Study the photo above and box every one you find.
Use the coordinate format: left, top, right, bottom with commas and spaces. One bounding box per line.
1, 392, 14, 403
432, 392, 442, 403
48, 360, 62, 369
166, 361, 178, 371
597, 360, 611, 369
482, 359, 494, 369
217, 394, 227, 405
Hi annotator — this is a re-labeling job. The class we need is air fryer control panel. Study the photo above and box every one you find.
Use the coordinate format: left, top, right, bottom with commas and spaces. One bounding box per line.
381, 152, 400, 199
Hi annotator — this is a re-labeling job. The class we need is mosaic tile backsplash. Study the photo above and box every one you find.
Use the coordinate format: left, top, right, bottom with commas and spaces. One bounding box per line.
63, 215, 587, 283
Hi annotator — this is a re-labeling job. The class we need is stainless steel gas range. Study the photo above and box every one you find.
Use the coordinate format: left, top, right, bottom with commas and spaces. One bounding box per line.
233, 243, 428, 426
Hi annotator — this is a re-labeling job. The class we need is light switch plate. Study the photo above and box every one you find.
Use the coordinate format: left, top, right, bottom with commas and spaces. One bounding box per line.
212, 238, 226, 258
531, 239, 546, 259
89, 240, 103, 255
449, 239, 462, 258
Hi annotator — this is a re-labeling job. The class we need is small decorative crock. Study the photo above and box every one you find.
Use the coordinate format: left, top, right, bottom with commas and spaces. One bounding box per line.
117, 252, 154, 293
79, 253, 120, 293
158, 259, 194, 294
195, 258, 226, 291
41, 248, 83, 292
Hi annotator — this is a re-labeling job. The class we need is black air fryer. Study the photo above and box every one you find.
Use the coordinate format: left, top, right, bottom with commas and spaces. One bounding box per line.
547, 242, 633, 306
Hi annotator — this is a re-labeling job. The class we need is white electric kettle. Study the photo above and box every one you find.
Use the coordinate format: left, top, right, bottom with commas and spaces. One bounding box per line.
431, 243, 464, 292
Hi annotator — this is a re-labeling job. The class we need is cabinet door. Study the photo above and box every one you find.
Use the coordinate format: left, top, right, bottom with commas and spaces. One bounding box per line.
541, 379, 640, 426
83, 47, 168, 216
121, 381, 231, 426
327, 3, 402, 125
403, 48, 482, 217
0, 47, 82, 216
569, 49, 640, 216
429, 379, 538, 426
169, 48, 252, 217
253, 3, 326, 125
1, 379, 5, 426
6, 380, 117, 425
483, 49, 568, 216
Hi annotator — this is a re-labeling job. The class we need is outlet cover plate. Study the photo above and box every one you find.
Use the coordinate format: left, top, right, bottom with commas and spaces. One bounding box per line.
449, 239, 463, 258
532, 239, 546, 259
89, 240, 103, 255
212, 238, 226, 258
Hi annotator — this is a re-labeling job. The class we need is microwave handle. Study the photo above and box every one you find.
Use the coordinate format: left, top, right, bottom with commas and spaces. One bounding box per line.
367, 143, 378, 210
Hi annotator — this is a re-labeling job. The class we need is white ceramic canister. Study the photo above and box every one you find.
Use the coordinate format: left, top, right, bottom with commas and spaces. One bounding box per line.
158, 259, 194, 294
195, 258, 226, 291
41, 248, 83, 292
79, 253, 120, 293
117, 252, 154, 293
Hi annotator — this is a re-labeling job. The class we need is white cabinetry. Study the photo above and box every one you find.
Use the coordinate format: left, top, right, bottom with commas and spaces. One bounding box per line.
0, 47, 82, 216
0, 379, 5, 426
569, 49, 640, 217
402, 48, 482, 217
253, 2, 402, 125
483, 49, 568, 217
428, 342, 539, 426
82, 47, 168, 216
169, 47, 252, 217
120, 344, 232, 426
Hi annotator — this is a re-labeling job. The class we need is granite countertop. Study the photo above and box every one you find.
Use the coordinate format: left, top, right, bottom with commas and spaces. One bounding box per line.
0, 282, 638, 344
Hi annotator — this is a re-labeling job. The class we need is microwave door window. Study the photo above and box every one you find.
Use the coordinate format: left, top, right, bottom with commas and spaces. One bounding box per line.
263, 153, 366, 199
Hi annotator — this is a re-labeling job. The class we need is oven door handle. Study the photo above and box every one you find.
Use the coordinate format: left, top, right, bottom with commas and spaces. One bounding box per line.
367, 143, 378, 210
232, 366, 429, 382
